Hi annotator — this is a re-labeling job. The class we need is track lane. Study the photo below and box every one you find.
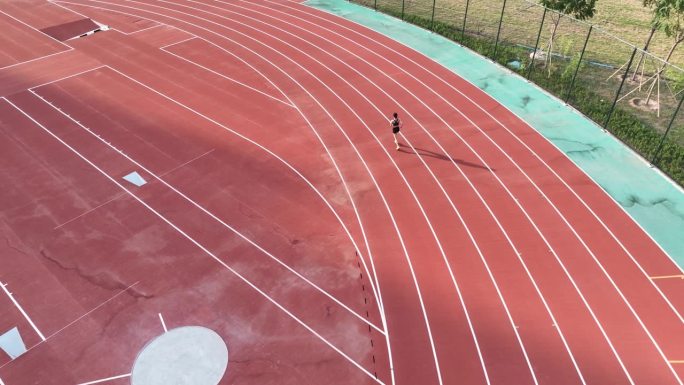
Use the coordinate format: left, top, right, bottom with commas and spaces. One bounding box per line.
231, 0, 677, 380
264, 0, 684, 316
52, 1, 470, 382
163, 3, 640, 384
83, 0, 560, 384
183, 1, 684, 382
57, 1, 668, 382
2, 0, 680, 384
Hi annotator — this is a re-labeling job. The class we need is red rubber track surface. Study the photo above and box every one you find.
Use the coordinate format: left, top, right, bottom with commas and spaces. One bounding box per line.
0, 8, 69, 69
0, 0, 682, 384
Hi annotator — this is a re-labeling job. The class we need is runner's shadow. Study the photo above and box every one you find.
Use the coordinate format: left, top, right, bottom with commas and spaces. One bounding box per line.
398, 144, 494, 171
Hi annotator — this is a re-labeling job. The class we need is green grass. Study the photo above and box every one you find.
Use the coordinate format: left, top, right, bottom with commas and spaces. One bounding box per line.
372, 0, 684, 70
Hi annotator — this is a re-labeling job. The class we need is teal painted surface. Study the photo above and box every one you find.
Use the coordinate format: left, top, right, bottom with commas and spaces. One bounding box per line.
306, 0, 684, 266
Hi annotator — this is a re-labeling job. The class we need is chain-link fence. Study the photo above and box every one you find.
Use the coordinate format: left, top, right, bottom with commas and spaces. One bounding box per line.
352, 0, 684, 186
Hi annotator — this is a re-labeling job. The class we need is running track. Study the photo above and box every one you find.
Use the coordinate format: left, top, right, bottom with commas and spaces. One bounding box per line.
0, 0, 682, 384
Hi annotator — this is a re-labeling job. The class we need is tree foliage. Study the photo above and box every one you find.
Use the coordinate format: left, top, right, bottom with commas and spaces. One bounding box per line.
539, 0, 597, 20
537, 0, 596, 74
645, 0, 684, 43
642, 0, 684, 103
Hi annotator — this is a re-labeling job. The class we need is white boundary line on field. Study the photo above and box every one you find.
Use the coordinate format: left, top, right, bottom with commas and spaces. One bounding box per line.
0, 281, 46, 341
76, 373, 131, 385
158, 313, 167, 332
0, 49, 74, 71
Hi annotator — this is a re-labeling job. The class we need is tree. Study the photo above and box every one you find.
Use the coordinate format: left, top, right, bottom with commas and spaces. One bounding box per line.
631, 0, 660, 81
643, 0, 684, 105
539, 0, 597, 74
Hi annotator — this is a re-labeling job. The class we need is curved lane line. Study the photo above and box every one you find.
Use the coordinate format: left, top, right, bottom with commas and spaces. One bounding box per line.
224, 2, 682, 382
56, 1, 470, 383
163, 0, 551, 384
277, 0, 684, 309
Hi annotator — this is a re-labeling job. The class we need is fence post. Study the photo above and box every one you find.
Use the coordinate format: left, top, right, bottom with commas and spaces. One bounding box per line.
493, 0, 507, 60
401, 0, 405, 19
603, 47, 637, 129
374, 0, 377, 11
461, 0, 470, 42
527, 7, 547, 79
651, 90, 684, 165
430, 0, 437, 30
565, 25, 592, 103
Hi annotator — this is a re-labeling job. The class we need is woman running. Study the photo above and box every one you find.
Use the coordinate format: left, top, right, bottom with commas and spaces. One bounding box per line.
390, 112, 402, 150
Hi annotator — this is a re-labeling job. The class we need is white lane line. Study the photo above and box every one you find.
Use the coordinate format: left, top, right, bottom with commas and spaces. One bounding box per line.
232, 4, 683, 384
44, 281, 139, 342
49, 1, 385, 325
50, 0, 159, 36
159, 148, 214, 177
157, 31, 384, 310
0, 281, 45, 341
0, 9, 71, 48
49, 0, 92, 19
221, 2, 586, 384
50, 2, 383, 314
49, 2, 394, 380
159, 35, 196, 49
31, 65, 106, 90
0, 376, 4, 385
140, 2, 499, 384
59, 0, 384, 321
0, 273, 139, 370
279, 0, 684, 316
161, 44, 295, 107
115, 0, 383, 313
258, 4, 681, 382
7, 97, 384, 385
127, 23, 163, 34
30, 80, 384, 336
76, 373, 131, 385
294, 4, 682, 384
40, 5, 452, 384
158, 313, 167, 332
53, 192, 127, 230
149, 1, 479, 383
0, 49, 74, 71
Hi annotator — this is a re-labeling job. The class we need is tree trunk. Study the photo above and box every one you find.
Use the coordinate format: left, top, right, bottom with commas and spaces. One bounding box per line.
546, 14, 561, 76
646, 35, 683, 104
632, 27, 656, 81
